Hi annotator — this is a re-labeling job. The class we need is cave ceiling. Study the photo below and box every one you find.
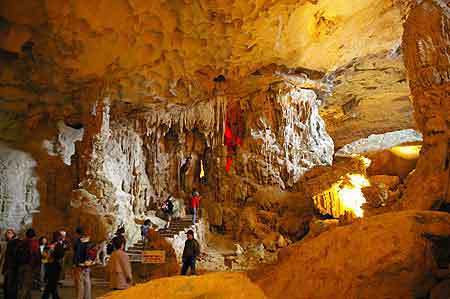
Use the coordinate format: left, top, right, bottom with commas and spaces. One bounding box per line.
0, 0, 415, 147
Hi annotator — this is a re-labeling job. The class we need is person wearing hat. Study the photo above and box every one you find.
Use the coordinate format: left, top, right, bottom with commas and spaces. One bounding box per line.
190, 190, 200, 225
181, 230, 200, 275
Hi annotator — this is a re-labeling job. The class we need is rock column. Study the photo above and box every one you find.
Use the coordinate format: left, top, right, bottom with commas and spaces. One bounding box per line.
402, 0, 450, 209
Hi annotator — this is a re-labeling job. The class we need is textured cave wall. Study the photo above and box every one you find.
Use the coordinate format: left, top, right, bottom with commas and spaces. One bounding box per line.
0, 142, 39, 232
401, 0, 450, 209
0, 0, 409, 106
217, 81, 333, 197
69, 96, 154, 243
322, 50, 416, 148
0, 0, 421, 243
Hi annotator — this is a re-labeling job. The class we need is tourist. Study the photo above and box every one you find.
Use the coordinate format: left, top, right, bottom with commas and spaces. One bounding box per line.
190, 190, 201, 225
1, 229, 14, 294
2, 228, 18, 299
163, 195, 174, 228
107, 237, 132, 290
42, 231, 65, 299
17, 228, 41, 299
140, 219, 151, 242
39, 236, 49, 291
181, 230, 200, 275
72, 226, 92, 299
57, 229, 69, 284
114, 226, 126, 250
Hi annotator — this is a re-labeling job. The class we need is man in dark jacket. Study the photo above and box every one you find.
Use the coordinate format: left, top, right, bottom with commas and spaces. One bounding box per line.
72, 226, 92, 299
181, 230, 200, 275
2, 230, 19, 299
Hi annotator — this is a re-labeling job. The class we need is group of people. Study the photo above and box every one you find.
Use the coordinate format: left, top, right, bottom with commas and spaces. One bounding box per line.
162, 191, 201, 226
140, 191, 202, 276
0, 191, 203, 298
0, 226, 92, 299
0, 224, 135, 299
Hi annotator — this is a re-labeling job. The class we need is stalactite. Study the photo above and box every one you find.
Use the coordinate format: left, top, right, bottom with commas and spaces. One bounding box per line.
251, 84, 334, 187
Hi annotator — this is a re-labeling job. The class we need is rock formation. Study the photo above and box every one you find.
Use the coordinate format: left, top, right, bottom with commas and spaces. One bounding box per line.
401, 0, 450, 210
251, 211, 450, 299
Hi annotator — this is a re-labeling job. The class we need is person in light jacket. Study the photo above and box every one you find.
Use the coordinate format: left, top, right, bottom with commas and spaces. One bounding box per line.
107, 237, 132, 290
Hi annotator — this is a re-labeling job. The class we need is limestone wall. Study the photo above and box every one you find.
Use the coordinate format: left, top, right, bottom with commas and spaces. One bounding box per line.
0, 142, 39, 232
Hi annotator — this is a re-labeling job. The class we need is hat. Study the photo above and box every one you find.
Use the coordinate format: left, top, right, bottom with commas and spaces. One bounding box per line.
186, 229, 194, 236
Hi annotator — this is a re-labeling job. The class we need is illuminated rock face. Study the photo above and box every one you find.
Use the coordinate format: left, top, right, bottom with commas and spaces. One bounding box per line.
335, 129, 422, 157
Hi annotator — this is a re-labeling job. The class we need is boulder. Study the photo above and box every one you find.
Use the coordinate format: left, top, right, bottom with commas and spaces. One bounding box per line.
367, 149, 418, 179
98, 272, 266, 299
132, 229, 179, 282
251, 211, 450, 299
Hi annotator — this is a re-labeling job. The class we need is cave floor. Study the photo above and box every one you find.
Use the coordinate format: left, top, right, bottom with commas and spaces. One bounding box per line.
0, 284, 111, 299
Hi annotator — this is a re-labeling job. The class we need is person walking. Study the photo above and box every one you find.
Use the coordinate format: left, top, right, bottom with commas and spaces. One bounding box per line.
190, 191, 200, 225
163, 195, 174, 228
180, 230, 200, 276
42, 231, 65, 299
17, 228, 41, 299
140, 220, 151, 243
106, 237, 132, 290
2, 229, 18, 299
72, 226, 92, 299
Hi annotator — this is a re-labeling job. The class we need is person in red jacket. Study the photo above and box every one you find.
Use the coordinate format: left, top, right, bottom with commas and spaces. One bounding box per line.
190, 191, 200, 225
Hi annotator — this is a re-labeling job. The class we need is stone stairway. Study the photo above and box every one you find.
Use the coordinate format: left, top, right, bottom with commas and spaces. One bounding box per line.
127, 216, 194, 262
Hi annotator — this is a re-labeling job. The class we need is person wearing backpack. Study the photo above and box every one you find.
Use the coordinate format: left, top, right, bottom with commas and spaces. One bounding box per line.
140, 219, 151, 242
42, 231, 65, 299
72, 226, 92, 299
17, 228, 41, 299
163, 195, 174, 228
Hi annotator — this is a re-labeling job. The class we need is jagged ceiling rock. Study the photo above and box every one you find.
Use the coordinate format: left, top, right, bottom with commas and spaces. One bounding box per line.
0, 0, 408, 98
322, 50, 416, 148
0, 0, 417, 149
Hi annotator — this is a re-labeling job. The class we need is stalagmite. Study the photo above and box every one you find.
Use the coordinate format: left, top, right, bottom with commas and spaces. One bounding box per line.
402, 0, 450, 209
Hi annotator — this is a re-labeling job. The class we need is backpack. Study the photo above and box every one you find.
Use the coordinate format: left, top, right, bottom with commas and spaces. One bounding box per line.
106, 242, 114, 255
167, 200, 174, 213
141, 225, 149, 238
16, 240, 31, 265
86, 243, 98, 261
